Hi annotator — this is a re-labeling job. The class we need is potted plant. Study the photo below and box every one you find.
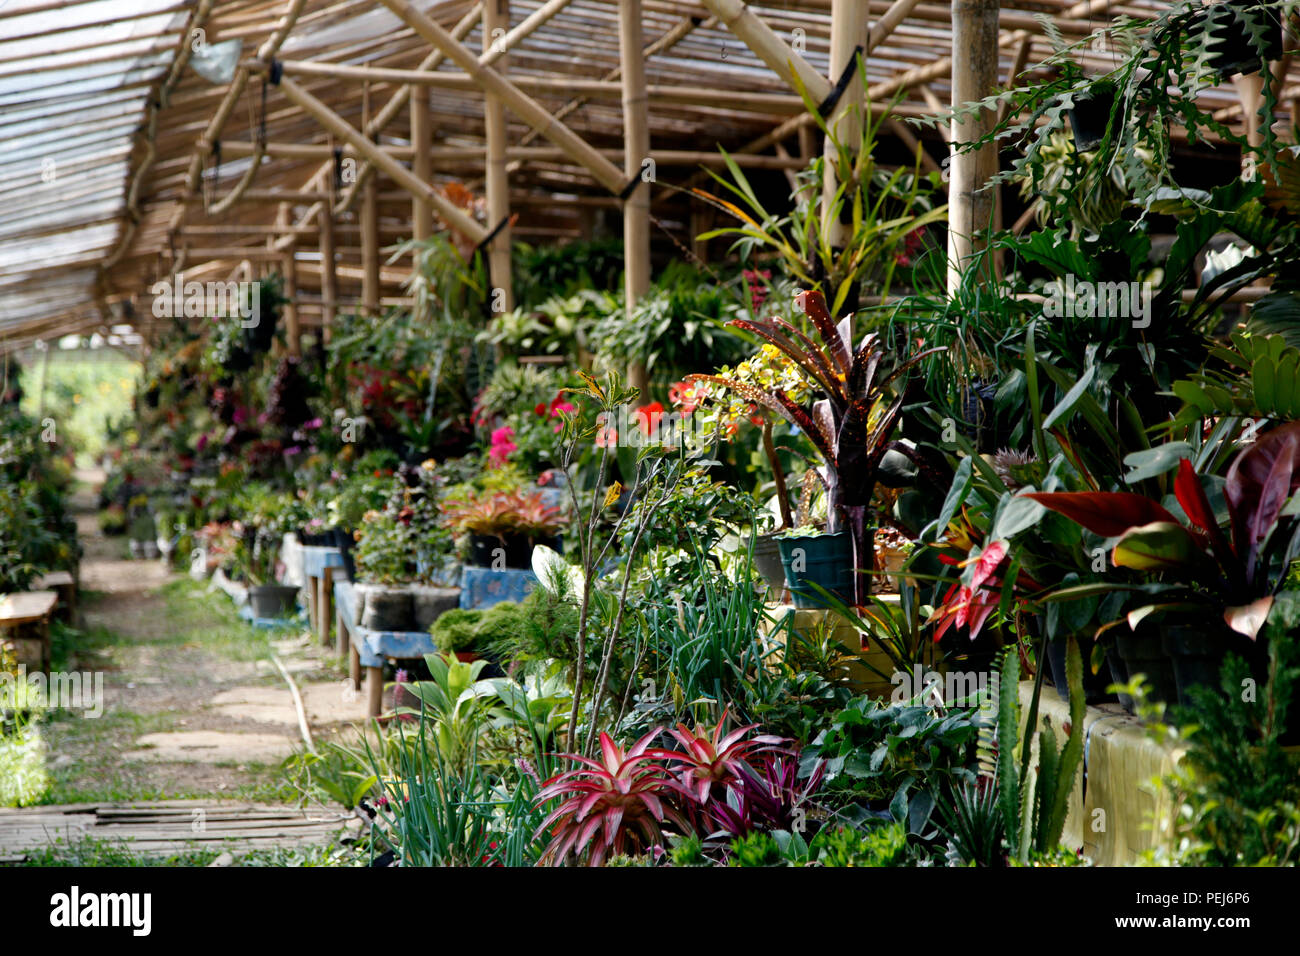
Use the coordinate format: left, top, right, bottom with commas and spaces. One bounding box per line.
441, 487, 566, 570
690, 289, 941, 605
232, 524, 298, 618
127, 497, 156, 560
229, 485, 300, 618
430, 608, 488, 662
1065, 79, 1116, 154
1204, 0, 1283, 77
354, 509, 416, 632
1027, 422, 1300, 705
776, 522, 855, 609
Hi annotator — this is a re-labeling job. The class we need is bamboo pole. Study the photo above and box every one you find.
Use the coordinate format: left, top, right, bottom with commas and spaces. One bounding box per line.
697, 0, 832, 101
330, 0, 574, 216
947, 0, 1000, 295
220, 140, 817, 167
275, 75, 488, 243
318, 204, 337, 343
181, 0, 310, 197
411, 84, 433, 243
277, 3, 484, 244
277, 202, 301, 356
823, 1, 868, 263
621, 0, 651, 397
376, 0, 626, 194
275, 61, 807, 113
512, 13, 711, 156
362, 173, 380, 316
484, 0, 513, 312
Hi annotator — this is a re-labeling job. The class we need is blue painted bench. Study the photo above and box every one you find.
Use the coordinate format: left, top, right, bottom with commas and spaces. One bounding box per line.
333, 579, 440, 716
333, 567, 539, 716
300, 545, 346, 645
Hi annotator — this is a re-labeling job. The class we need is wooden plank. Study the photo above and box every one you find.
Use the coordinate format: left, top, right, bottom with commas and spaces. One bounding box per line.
0, 591, 58, 624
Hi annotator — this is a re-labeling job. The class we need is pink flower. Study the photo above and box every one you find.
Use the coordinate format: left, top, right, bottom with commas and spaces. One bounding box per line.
489, 425, 517, 466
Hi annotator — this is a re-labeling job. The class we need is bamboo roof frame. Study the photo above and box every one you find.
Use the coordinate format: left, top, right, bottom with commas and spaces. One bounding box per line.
0, 0, 1291, 350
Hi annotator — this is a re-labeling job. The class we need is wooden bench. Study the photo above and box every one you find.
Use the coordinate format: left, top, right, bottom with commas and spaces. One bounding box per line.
301, 545, 345, 646
0, 591, 59, 675
36, 571, 76, 627
333, 579, 442, 718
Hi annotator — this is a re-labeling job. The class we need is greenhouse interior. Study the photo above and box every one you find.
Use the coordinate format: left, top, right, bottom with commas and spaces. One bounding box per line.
1, 0, 1298, 892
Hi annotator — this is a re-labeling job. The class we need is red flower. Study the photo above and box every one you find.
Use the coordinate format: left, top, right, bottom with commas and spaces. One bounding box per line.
669, 381, 702, 415
634, 401, 665, 437
535, 402, 547, 416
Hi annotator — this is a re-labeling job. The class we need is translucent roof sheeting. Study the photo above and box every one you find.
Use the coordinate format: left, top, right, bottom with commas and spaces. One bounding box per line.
0, 0, 188, 343
0, 0, 1262, 347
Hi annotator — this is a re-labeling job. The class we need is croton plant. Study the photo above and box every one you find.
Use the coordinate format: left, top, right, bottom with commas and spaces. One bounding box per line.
1027, 421, 1300, 640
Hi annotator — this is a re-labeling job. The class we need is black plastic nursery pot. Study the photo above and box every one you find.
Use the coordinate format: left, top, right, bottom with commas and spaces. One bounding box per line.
248, 584, 299, 619
360, 586, 414, 632
1066, 84, 1116, 154
467, 533, 559, 570
778, 531, 856, 610
1114, 627, 1179, 709
331, 528, 357, 580
1207, 1, 1283, 77
1161, 620, 1262, 708
1045, 636, 1116, 706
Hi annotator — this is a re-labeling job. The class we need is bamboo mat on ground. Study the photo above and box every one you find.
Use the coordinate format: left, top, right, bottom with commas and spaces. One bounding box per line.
0, 801, 350, 864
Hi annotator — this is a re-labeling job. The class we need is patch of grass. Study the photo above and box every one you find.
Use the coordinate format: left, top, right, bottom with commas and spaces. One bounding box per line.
50, 621, 120, 673
14, 836, 363, 867
160, 579, 274, 663
40, 709, 178, 805
17, 838, 221, 868
0, 725, 52, 807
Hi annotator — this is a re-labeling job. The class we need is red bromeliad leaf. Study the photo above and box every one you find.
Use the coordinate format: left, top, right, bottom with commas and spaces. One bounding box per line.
794, 289, 851, 376
1024, 491, 1180, 537
728, 318, 842, 398
776, 391, 836, 462
769, 316, 843, 394
848, 334, 886, 401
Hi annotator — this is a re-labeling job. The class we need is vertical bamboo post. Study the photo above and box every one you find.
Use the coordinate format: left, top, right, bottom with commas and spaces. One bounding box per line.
411, 84, 433, 242
484, 0, 514, 312
278, 202, 301, 356
1232, 72, 1266, 180
821, 0, 869, 310
620, 0, 651, 397
362, 174, 381, 316
947, 0, 1000, 295
690, 206, 708, 264
318, 204, 337, 343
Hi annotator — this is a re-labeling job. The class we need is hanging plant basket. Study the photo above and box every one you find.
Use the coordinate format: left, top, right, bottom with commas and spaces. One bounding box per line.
1066, 81, 1117, 154
1207, 1, 1283, 77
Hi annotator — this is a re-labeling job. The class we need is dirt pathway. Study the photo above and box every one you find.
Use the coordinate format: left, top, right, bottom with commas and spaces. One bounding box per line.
40, 470, 367, 807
